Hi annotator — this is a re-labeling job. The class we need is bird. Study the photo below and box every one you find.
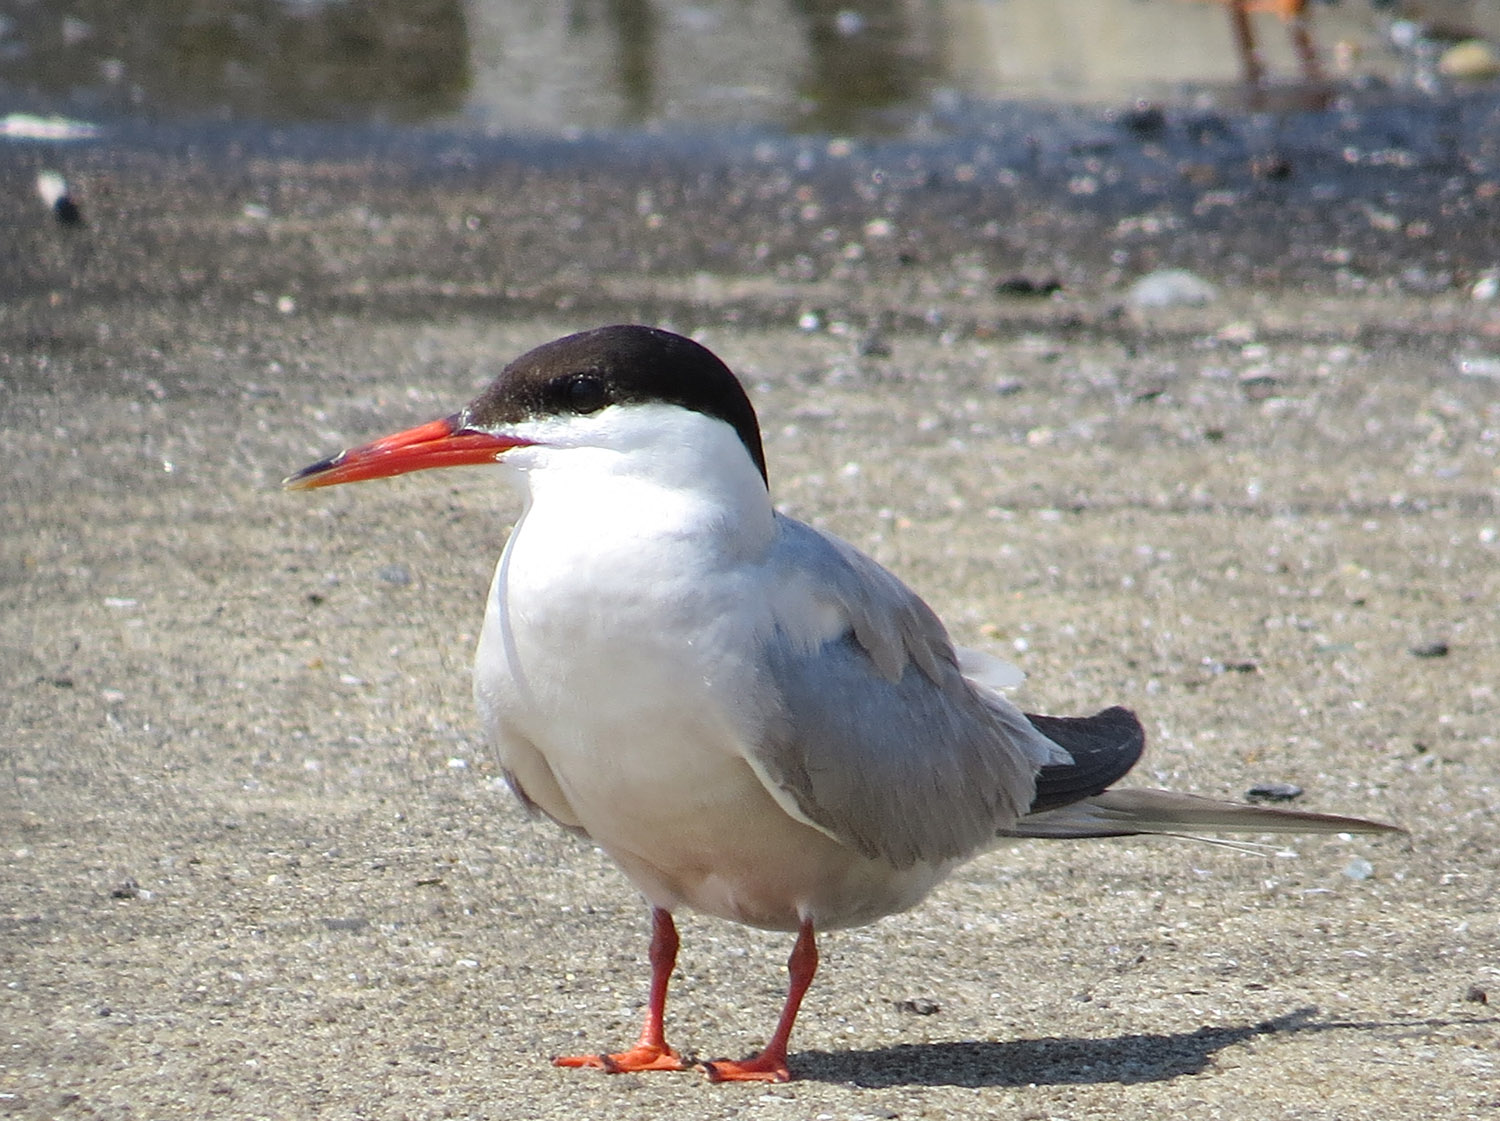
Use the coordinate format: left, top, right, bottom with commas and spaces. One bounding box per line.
286, 324, 1400, 1082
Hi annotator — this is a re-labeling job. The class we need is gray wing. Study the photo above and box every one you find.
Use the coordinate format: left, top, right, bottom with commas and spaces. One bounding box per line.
749, 516, 1068, 870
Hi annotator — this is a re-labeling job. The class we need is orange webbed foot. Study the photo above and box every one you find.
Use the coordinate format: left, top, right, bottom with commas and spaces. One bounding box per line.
700, 1052, 793, 1083
553, 1044, 689, 1073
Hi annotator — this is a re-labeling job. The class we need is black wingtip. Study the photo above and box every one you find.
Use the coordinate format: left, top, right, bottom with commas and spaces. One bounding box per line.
1025, 706, 1147, 813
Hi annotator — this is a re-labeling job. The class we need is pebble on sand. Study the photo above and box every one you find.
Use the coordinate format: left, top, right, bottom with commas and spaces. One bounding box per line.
1127, 268, 1219, 309
1247, 782, 1304, 803
1438, 40, 1500, 80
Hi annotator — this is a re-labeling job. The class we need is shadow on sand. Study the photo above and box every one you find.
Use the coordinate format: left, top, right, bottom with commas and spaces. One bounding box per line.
790, 1007, 1481, 1088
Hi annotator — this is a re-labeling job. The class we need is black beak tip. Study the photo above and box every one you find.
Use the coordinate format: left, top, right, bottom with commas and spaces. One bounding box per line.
283, 452, 344, 490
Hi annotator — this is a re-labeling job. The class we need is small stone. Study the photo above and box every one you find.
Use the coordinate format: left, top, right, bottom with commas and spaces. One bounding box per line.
0, 113, 101, 141
1387, 19, 1423, 51
110, 879, 140, 899
834, 9, 865, 36
1342, 857, 1374, 881
1410, 641, 1449, 658
1246, 782, 1303, 803
35, 170, 84, 226
1251, 154, 1293, 181
1398, 266, 1451, 295
1127, 268, 1218, 309
995, 276, 1061, 298
1464, 985, 1488, 1004
1239, 375, 1281, 402
1204, 658, 1258, 675
1116, 102, 1167, 139
1456, 356, 1500, 380
376, 563, 412, 586
54, 196, 84, 225
62, 16, 92, 45
893, 997, 940, 1015
1438, 39, 1500, 80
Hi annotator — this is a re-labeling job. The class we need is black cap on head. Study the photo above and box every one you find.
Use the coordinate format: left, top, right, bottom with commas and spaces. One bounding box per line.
460, 325, 768, 484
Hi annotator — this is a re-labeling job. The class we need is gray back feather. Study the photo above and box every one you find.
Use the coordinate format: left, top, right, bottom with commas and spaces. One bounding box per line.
750, 517, 1066, 870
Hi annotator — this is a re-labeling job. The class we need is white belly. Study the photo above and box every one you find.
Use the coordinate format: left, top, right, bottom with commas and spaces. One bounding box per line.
473, 506, 946, 932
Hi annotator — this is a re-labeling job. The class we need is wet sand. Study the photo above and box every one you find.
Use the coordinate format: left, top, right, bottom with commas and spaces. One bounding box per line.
2, 113, 1498, 1118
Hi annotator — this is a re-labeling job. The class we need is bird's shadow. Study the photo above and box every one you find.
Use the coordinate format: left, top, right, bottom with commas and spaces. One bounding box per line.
790, 1007, 1481, 1088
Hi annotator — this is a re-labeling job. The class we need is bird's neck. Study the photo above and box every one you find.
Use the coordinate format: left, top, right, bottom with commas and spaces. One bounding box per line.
509, 408, 777, 565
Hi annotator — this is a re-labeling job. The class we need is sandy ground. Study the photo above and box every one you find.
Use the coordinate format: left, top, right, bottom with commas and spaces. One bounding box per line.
2, 118, 1499, 1119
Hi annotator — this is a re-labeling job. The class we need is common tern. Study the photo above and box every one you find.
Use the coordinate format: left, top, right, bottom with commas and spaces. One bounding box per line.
287, 324, 1400, 1082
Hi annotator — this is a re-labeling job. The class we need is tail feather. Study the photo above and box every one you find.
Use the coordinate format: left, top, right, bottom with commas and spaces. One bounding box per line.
1025, 706, 1146, 812
1000, 787, 1404, 841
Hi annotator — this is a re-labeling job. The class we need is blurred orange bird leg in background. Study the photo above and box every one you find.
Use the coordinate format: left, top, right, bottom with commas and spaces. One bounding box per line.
1197, 0, 1323, 89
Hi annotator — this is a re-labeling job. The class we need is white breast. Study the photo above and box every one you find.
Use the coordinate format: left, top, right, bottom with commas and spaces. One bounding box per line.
470, 407, 949, 931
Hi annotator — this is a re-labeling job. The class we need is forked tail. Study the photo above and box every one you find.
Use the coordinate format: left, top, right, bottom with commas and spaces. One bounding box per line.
1002, 787, 1404, 840
1017, 706, 1401, 840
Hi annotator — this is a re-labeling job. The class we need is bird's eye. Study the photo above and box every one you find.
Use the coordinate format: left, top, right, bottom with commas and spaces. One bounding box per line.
562, 374, 607, 414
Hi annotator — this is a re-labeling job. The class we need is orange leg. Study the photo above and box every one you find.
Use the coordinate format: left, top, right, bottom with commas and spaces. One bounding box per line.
702, 918, 818, 1083
1219, 0, 1321, 91
1225, 1, 1266, 89
553, 907, 690, 1073
1286, 9, 1324, 85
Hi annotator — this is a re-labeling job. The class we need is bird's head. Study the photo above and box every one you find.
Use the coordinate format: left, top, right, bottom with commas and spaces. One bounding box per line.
284, 325, 768, 492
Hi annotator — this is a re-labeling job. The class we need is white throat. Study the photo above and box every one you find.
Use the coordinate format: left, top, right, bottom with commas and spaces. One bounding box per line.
495, 402, 775, 563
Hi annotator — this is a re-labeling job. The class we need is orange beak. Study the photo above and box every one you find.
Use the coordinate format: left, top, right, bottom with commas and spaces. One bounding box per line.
283, 415, 530, 490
